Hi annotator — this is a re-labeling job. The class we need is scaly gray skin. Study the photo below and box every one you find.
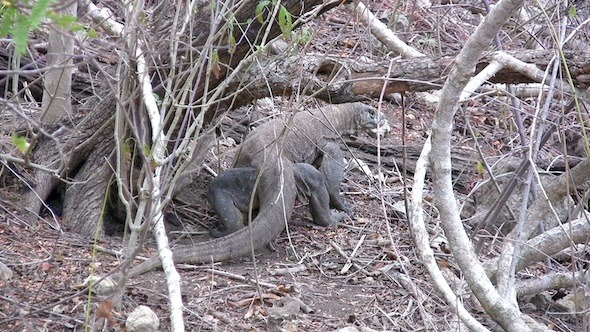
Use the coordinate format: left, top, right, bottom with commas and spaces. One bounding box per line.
128, 102, 388, 276
208, 151, 354, 237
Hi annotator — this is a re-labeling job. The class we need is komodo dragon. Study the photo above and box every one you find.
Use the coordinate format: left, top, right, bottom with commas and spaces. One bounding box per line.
128, 102, 389, 276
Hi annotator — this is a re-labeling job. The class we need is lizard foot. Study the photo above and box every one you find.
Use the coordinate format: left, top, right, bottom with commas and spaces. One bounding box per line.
330, 210, 350, 224
339, 205, 356, 219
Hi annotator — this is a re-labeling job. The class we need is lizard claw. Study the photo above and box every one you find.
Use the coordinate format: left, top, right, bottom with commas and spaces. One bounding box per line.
330, 210, 349, 224
341, 205, 355, 218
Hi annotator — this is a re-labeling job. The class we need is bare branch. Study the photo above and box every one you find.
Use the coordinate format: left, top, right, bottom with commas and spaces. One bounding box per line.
410, 136, 488, 331
429, 0, 532, 330
351, 2, 425, 58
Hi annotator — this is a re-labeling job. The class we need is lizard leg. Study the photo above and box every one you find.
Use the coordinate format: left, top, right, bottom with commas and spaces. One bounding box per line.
318, 142, 354, 216
294, 163, 344, 226
207, 167, 259, 237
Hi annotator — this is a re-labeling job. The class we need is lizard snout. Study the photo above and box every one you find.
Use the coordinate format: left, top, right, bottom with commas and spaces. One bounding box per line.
370, 115, 390, 138
371, 119, 391, 137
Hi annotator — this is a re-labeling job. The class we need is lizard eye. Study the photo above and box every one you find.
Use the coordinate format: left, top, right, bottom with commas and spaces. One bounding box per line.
370, 109, 380, 123
366, 108, 377, 120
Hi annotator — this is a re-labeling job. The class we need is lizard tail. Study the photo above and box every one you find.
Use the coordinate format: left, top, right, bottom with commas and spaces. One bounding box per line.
127, 164, 297, 277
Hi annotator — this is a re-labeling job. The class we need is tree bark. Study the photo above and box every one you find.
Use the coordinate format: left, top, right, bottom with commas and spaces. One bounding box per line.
224, 49, 590, 106
62, 136, 114, 236
40, 1, 77, 125
22, 97, 115, 221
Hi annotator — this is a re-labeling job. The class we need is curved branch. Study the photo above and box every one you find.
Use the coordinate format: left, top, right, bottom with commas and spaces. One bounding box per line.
410, 136, 488, 331
429, 0, 531, 330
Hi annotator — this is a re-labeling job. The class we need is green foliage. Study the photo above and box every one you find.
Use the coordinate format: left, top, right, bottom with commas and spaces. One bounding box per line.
568, 5, 577, 18
0, 0, 91, 55
0, 4, 15, 36
0, 0, 54, 54
255, 0, 270, 24
278, 5, 292, 39
144, 145, 152, 159
210, 48, 221, 77
13, 13, 29, 55
227, 17, 237, 54
255, 1, 293, 40
48, 12, 84, 32
293, 27, 312, 47
476, 161, 485, 176
228, 33, 236, 54
152, 92, 162, 107
29, 0, 52, 29
87, 27, 98, 38
11, 133, 30, 154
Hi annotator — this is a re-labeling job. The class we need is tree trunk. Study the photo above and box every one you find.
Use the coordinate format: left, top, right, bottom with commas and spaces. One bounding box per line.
225, 49, 590, 105
40, 1, 77, 125
62, 135, 115, 236
23, 97, 114, 221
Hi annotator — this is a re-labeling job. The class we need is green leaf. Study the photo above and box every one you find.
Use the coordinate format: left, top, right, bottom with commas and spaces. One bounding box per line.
11, 133, 30, 154
228, 33, 236, 54
294, 27, 312, 46
29, 0, 53, 29
568, 5, 577, 18
49, 13, 78, 29
476, 161, 485, 176
152, 92, 162, 106
14, 13, 29, 54
70, 22, 84, 32
211, 48, 221, 77
87, 27, 98, 38
0, 7, 16, 37
144, 145, 152, 158
278, 5, 292, 39
255, 0, 270, 24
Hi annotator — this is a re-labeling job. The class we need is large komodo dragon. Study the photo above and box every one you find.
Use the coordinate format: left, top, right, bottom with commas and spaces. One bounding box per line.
129, 102, 389, 276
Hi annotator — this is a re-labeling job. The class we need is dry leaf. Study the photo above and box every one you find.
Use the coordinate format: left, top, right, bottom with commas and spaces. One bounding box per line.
40, 262, 52, 272
97, 299, 114, 319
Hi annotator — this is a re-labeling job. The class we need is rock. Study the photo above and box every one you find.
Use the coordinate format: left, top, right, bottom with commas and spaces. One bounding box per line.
0, 262, 13, 281
461, 156, 571, 236
337, 328, 359, 332
337, 327, 378, 332
528, 292, 552, 310
81, 275, 116, 296
126, 305, 159, 332
554, 291, 586, 313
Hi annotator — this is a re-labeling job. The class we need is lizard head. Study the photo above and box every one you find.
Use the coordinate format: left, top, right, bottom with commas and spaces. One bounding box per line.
355, 103, 390, 138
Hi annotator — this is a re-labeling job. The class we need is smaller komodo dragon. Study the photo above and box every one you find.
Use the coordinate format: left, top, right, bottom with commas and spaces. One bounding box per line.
128, 102, 389, 276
